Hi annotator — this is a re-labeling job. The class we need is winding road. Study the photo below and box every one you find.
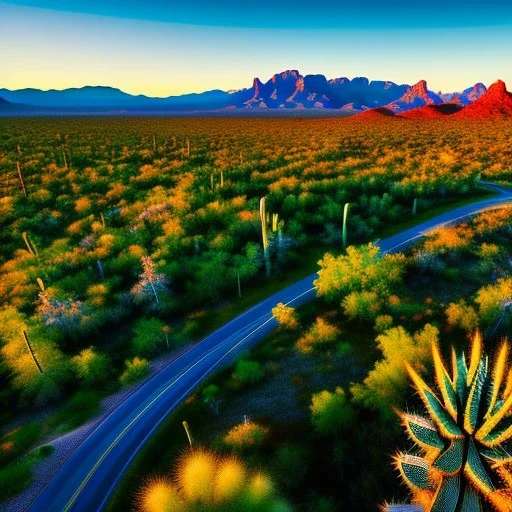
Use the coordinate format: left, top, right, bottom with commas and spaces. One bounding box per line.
27, 183, 512, 512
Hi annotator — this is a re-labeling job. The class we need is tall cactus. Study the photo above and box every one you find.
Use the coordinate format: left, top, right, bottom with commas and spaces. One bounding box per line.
17, 162, 28, 197
394, 333, 512, 512
22, 232, 38, 257
342, 202, 350, 249
260, 197, 270, 276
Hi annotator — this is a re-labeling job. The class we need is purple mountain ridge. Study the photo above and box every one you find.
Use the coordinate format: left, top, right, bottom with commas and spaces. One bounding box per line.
0, 71, 491, 114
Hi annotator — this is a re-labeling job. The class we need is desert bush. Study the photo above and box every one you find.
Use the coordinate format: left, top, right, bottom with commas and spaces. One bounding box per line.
232, 360, 264, 386
296, 317, 340, 353
137, 449, 291, 511
72, 347, 111, 387
309, 387, 354, 436
119, 357, 149, 386
131, 317, 167, 357
223, 421, 269, 451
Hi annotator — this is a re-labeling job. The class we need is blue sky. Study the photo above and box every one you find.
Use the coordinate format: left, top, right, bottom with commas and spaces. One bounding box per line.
1, 1, 512, 95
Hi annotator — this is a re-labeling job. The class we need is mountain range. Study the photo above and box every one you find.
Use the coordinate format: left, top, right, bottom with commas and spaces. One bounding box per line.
1, 70, 509, 117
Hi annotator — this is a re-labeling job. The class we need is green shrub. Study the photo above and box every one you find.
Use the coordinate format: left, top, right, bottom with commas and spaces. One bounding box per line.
119, 357, 149, 386
0, 458, 33, 500
131, 317, 166, 357
310, 387, 354, 436
232, 360, 264, 386
72, 347, 111, 388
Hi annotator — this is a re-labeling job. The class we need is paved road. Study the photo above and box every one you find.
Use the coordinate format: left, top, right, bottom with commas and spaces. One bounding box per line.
27, 183, 512, 512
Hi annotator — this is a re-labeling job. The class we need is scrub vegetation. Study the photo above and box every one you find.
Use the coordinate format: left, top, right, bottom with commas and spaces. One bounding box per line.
0, 116, 511, 504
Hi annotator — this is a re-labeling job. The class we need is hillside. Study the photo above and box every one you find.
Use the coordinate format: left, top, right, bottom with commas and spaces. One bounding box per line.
454, 80, 512, 119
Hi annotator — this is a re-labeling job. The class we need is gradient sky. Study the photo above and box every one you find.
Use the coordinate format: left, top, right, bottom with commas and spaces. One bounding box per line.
1, 1, 512, 96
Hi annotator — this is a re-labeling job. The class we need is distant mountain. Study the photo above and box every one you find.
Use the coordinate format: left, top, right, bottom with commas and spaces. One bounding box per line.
386, 80, 442, 112
228, 71, 410, 110
0, 96, 39, 113
439, 83, 487, 105
454, 80, 512, 119
0, 72, 501, 115
0, 86, 231, 110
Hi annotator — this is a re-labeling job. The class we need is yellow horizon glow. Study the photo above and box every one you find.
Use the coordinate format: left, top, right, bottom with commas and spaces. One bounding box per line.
1, 4, 511, 97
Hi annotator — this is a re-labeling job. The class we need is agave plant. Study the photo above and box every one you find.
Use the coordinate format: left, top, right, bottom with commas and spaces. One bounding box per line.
395, 332, 512, 511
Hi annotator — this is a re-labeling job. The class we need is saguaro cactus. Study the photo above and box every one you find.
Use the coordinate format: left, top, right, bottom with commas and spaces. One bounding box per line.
342, 202, 350, 249
260, 197, 270, 276
22, 232, 38, 257
394, 332, 512, 511
17, 162, 27, 197
23, 330, 43, 374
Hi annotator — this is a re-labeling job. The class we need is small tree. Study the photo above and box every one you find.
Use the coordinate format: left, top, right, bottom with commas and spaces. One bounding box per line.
131, 256, 168, 308
315, 243, 407, 303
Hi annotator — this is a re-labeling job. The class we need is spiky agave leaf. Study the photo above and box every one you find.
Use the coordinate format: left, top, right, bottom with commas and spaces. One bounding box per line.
460, 485, 483, 512
481, 445, 512, 466
432, 343, 458, 420
464, 359, 488, 435
480, 416, 512, 448
464, 438, 495, 495
452, 347, 469, 404
394, 454, 432, 491
395, 334, 512, 512
400, 413, 444, 452
476, 390, 512, 444
430, 475, 460, 512
406, 363, 463, 440
486, 342, 509, 419
467, 330, 483, 385
432, 439, 464, 476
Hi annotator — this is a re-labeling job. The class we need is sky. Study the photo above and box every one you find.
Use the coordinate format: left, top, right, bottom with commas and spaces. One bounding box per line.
1, 1, 512, 96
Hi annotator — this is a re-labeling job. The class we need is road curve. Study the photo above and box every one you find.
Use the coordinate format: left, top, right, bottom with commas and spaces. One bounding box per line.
27, 183, 512, 512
